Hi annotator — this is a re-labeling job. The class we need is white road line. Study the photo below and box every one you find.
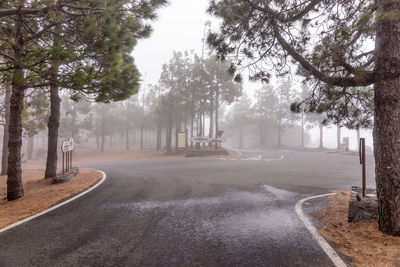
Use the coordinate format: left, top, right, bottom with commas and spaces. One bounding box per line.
263, 155, 285, 162
295, 193, 347, 267
0, 169, 107, 234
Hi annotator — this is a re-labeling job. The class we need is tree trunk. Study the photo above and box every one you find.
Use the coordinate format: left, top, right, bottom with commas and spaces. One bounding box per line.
7, 72, 25, 201
156, 121, 162, 151
301, 112, 304, 148
278, 118, 282, 146
239, 124, 243, 148
209, 98, 214, 138
319, 123, 324, 149
166, 114, 172, 152
373, 0, 400, 235
336, 124, 341, 150
95, 119, 99, 150
140, 123, 144, 150
7, 14, 25, 201
27, 136, 34, 160
356, 128, 361, 151
71, 103, 76, 140
126, 105, 130, 150
259, 115, 265, 147
45, 66, 61, 179
1, 85, 11, 176
101, 114, 105, 152
175, 114, 181, 152
215, 99, 219, 138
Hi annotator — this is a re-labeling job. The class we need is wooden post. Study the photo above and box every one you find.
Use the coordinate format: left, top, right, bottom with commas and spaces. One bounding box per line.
359, 138, 366, 197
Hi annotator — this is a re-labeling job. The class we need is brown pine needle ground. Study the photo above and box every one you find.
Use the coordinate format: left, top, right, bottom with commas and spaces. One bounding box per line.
0, 169, 102, 229
314, 191, 400, 266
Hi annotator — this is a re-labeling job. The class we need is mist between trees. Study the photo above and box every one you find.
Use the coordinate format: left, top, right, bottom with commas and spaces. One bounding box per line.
2, 50, 374, 166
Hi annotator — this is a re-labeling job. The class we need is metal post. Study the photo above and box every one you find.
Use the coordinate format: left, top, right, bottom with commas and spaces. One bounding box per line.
359, 138, 366, 197
70, 150, 73, 169
62, 151, 65, 174
67, 151, 70, 172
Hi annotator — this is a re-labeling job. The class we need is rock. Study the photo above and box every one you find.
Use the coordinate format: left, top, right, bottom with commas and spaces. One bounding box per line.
185, 148, 229, 157
53, 167, 79, 184
348, 186, 378, 223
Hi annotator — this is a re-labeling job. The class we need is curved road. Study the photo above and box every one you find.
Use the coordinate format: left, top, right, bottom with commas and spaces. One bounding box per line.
0, 148, 375, 266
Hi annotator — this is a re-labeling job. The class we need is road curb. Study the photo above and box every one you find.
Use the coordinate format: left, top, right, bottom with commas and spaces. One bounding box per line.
295, 193, 347, 267
0, 169, 107, 234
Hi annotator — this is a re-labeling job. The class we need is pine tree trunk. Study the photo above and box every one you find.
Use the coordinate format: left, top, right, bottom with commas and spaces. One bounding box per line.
239, 124, 243, 148
95, 119, 99, 150
126, 106, 130, 150
27, 136, 34, 160
336, 124, 341, 150
209, 98, 214, 138
45, 67, 61, 179
374, 0, 400, 235
7, 71, 25, 201
319, 123, 324, 149
166, 114, 172, 152
215, 95, 219, 137
7, 14, 25, 201
301, 112, 304, 148
140, 123, 144, 150
71, 103, 76, 140
278, 118, 282, 146
356, 128, 361, 151
156, 121, 162, 151
1, 85, 11, 176
101, 114, 105, 152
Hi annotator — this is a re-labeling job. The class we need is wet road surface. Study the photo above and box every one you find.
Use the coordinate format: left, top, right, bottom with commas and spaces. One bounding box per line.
0, 148, 375, 266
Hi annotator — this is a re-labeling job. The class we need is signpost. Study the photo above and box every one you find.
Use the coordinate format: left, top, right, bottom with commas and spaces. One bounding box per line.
177, 132, 186, 149
343, 137, 350, 152
359, 138, 366, 197
61, 138, 74, 174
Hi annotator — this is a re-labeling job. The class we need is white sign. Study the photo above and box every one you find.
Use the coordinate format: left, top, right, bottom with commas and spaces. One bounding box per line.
190, 136, 209, 143
61, 138, 74, 152
178, 133, 186, 149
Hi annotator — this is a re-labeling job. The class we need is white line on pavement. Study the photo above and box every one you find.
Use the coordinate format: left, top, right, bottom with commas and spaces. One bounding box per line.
0, 169, 107, 234
295, 193, 347, 267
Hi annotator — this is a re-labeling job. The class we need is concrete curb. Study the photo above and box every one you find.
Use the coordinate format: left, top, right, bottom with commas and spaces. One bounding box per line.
295, 193, 347, 267
0, 169, 107, 234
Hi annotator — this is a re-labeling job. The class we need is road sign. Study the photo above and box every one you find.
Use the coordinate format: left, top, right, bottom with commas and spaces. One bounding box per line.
61, 138, 74, 174
61, 139, 74, 152
190, 136, 209, 143
178, 132, 186, 149
343, 137, 349, 152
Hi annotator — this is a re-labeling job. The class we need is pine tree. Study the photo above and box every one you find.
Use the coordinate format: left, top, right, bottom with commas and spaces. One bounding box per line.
208, 0, 400, 235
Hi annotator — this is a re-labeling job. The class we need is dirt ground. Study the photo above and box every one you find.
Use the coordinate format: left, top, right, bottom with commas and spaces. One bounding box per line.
314, 191, 400, 266
0, 169, 102, 229
25, 148, 238, 166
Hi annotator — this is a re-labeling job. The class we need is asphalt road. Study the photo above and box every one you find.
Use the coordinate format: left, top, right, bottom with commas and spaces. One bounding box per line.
0, 148, 375, 266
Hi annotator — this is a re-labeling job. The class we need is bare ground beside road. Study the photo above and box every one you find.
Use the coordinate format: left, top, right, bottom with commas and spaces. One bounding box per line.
0, 169, 102, 229
314, 191, 400, 266
24, 148, 238, 166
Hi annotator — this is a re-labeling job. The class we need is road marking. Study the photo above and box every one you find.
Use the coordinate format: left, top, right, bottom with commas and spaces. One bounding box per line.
0, 169, 107, 234
263, 155, 284, 162
295, 193, 347, 267
219, 155, 284, 162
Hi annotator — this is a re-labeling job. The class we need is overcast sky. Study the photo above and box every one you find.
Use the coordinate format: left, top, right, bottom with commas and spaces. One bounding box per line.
132, 0, 216, 86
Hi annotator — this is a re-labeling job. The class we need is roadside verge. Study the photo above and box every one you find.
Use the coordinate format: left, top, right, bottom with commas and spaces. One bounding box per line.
314, 191, 400, 266
295, 193, 347, 267
0, 169, 106, 233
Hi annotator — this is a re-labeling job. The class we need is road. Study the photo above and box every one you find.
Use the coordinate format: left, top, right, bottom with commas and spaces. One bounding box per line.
0, 148, 375, 266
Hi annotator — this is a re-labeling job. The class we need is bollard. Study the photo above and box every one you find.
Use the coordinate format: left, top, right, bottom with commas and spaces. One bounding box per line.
359, 138, 366, 197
